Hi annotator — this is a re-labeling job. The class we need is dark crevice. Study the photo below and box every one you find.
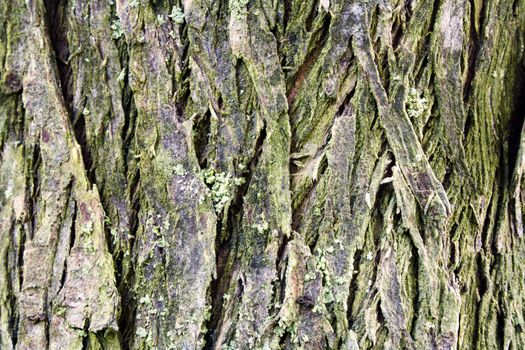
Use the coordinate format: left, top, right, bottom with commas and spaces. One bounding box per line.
392, 0, 412, 51
291, 65, 354, 156
121, 55, 136, 177
105, 52, 135, 266
15, 96, 26, 148
57, 196, 76, 297
407, 229, 419, 337
382, 155, 395, 180
291, 151, 328, 244
448, 222, 460, 269
193, 110, 212, 169
95, 329, 111, 349
421, 98, 438, 149
513, 0, 520, 16
286, 14, 331, 105
203, 123, 267, 348
273, 232, 290, 315
7, 222, 19, 347
72, 106, 96, 184
335, 89, 356, 120
17, 220, 27, 292
70, 199, 78, 249
175, 17, 191, 112
28, 142, 42, 242
117, 169, 140, 350
346, 249, 363, 325
44, 0, 96, 185
276, 320, 289, 348
471, 253, 488, 347
244, 122, 267, 189
43, 0, 71, 107
127, 171, 141, 259
44, 312, 50, 348
117, 267, 137, 348
58, 260, 68, 298
304, 202, 323, 250
377, 49, 391, 91
290, 93, 344, 233
414, 49, 431, 87
441, 167, 454, 192
428, 0, 441, 47
203, 209, 236, 348
418, 0, 441, 84
81, 319, 90, 350
369, 4, 380, 51
463, 0, 486, 102
304, 0, 320, 33
203, 218, 230, 348
391, 15, 404, 51
283, 0, 292, 33
496, 292, 506, 349
113, 37, 139, 349
463, 111, 475, 140
408, 255, 421, 340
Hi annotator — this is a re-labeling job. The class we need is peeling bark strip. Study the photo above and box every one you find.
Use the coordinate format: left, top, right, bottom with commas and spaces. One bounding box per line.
1, 0, 525, 349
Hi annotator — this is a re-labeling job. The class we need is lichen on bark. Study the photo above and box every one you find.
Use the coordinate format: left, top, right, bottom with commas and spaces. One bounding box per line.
1, 0, 525, 349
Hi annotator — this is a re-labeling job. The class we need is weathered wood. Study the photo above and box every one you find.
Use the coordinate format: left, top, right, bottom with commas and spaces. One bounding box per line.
0, 0, 524, 349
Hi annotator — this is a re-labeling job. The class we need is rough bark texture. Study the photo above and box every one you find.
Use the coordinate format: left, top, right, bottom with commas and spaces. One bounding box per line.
1, 0, 525, 349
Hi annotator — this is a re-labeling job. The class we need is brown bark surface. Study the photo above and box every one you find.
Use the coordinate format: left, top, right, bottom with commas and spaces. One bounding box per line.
1, 0, 525, 349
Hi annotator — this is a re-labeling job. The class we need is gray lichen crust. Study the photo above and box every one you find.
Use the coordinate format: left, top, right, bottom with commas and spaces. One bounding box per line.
0, 0, 524, 349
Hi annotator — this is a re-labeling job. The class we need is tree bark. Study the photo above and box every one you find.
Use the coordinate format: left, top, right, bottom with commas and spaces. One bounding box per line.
1, 0, 524, 349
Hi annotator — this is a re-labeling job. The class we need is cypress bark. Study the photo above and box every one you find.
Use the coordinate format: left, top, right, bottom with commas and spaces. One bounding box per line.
1, 0, 524, 349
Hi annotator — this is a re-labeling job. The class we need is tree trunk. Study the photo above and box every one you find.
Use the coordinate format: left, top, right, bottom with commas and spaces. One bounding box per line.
1, 0, 524, 349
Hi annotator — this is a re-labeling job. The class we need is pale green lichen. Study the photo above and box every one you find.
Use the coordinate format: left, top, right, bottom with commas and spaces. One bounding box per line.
304, 271, 316, 282
169, 6, 185, 24
199, 168, 244, 213
81, 221, 93, 233
156, 14, 166, 26
406, 87, 428, 120
110, 20, 124, 39
136, 327, 148, 338
274, 325, 285, 337
229, 0, 249, 20
224, 340, 239, 350
144, 211, 171, 252
252, 213, 270, 234
139, 295, 151, 305
312, 247, 339, 306
174, 163, 186, 176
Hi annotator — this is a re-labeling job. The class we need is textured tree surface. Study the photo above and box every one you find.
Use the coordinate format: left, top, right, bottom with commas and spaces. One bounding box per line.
1, 0, 525, 349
